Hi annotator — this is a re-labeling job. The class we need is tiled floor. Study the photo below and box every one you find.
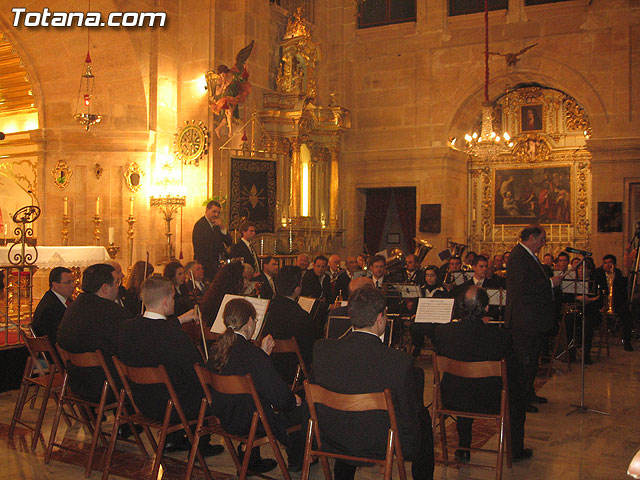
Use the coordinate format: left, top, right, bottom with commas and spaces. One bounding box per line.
0, 345, 638, 480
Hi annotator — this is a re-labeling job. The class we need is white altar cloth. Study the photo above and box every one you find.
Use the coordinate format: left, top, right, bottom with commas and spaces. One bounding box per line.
0, 245, 110, 268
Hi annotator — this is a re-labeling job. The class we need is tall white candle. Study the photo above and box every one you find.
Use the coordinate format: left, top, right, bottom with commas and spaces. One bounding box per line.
96, 196, 100, 215
483, 224, 486, 242
108, 227, 115, 244
63, 197, 68, 215
129, 196, 134, 216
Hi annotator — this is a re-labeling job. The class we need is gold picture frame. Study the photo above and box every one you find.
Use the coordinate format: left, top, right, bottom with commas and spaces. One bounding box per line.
124, 162, 144, 193
51, 160, 72, 190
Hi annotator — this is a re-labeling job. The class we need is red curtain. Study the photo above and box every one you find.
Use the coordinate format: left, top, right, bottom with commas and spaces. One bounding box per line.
364, 189, 392, 255
394, 188, 416, 252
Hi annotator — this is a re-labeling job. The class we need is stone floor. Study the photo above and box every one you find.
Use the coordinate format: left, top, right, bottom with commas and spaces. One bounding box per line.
0, 344, 638, 480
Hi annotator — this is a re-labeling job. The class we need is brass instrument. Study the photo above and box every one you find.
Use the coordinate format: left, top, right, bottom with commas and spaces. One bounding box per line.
605, 272, 615, 315
385, 248, 405, 276
413, 237, 433, 265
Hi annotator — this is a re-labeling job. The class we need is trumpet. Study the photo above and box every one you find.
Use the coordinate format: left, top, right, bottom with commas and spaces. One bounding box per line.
605, 272, 615, 315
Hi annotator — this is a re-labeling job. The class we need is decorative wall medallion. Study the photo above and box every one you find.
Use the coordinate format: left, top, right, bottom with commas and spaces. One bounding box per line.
51, 160, 72, 190
124, 162, 143, 193
174, 120, 209, 166
94, 163, 103, 179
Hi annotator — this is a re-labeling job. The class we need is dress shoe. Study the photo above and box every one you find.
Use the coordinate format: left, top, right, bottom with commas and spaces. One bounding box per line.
199, 443, 224, 457
454, 449, 470, 463
237, 445, 278, 473
525, 404, 539, 413
164, 437, 191, 453
512, 448, 533, 462
531, 395, 548, 404
623, 341, 634, 352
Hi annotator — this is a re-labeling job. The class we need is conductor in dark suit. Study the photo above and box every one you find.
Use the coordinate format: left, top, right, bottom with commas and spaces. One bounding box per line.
229, 221, 260, 273
505, 225, 562, 411
433, 286, 531, 463
312, 286, 434, 480
192, 200, 232, 281
261, 266, 315, 383
31, 266, 74, 345
57, 263, 134, 402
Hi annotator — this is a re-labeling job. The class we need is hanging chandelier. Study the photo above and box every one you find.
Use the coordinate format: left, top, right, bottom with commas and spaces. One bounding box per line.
450, 0, 512, 159
74, 0, 102, 130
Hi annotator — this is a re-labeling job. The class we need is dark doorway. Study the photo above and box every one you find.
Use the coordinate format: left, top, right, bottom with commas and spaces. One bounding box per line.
363, 187, 416, 256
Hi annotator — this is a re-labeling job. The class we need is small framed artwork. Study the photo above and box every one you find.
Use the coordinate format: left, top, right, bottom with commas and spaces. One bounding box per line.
419, 204, 441, 233
386, 233, 400, 244
597, 202, 622, 232
521, 104, 543, 132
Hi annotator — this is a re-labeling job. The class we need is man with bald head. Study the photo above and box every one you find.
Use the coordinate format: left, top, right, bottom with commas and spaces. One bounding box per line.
326, 276, 374, 338
106, 260, 127, 307
296, 253, 310, 271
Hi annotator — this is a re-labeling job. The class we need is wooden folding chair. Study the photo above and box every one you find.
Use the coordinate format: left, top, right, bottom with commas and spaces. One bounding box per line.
186, 365, 298, 480
325, 315, 352, 339
101, 356, 213, 480
9, 332, 66, 451
271, 337, 309, 392
301, 380, 407, 480
45, 347, 145, 477
431, 354, 512, 480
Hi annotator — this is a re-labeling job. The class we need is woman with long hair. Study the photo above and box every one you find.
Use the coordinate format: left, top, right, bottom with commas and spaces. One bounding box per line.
200, 261, 245, 327
164, 260, 192, 316
122, 260, 154, 315
207, 298, 304, 473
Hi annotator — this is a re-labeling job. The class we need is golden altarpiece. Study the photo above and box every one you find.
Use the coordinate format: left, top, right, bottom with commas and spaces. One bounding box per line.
468, 86, 592, 258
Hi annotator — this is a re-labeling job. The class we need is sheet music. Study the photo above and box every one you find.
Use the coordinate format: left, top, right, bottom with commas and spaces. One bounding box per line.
415, 298, 455, 324
391, 284, 422, 298
451, 271, 469, 285
211, 294, 270, 340
561, 279, 595, 295
486, 289, 507, 306
297, 296, 316, 314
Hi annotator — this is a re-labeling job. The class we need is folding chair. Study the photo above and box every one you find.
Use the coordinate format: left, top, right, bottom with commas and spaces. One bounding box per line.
326, 315, 352, 339
301, 380, 407, 480
271, 337, 309, 392
101, 356, 213, 480
9, 332, 66, 451
45, 347, 145, 477
431, 353, 512, 480
186, 365, 298, 480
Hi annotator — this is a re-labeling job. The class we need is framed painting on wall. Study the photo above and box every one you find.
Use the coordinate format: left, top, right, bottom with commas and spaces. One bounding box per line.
521, 104, 543, 132
229, 157, 276, 233
494, 166, 571, 225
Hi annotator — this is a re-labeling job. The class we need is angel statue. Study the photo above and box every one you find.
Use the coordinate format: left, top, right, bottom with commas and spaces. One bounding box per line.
206, 40, 254, 138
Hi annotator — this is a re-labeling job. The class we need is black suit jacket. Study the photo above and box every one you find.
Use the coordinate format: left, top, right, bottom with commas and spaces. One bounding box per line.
300, 271, 332, 301
255, 273, 275, 300
192, 216, 232, 280
407, 269, 426, 289
334, 271, 352, 299
207, 334, 296, 444
229, 240, 259, 272
595, 267, 628, 315
57, 293, 133, 402
312, 332, 421, 460
261, 295, 315, 382
32, 289, 67, 346
505, 243, 554, 333
117, 314, 203, 421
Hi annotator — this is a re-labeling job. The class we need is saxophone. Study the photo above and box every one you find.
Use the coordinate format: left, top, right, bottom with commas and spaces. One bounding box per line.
605, 272, 615, 315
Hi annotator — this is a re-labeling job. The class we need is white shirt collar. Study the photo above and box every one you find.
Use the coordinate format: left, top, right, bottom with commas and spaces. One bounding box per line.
52, 289, 67, 306
242, 238, 252, 248
235, 331, 249, 340
353, 329, 383, 341
143, 311, 167, 320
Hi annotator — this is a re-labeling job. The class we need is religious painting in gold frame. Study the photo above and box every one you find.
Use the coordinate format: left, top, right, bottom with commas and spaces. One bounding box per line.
520, 104, 543, 132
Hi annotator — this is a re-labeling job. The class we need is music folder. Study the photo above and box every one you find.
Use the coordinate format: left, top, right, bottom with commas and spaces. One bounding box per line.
414, 298, 455, 324
486, 288, 507, 307
451, 271, 471, 285
210, 294, 270, 340
390, 283, 421, 298
297, 296, 317, 314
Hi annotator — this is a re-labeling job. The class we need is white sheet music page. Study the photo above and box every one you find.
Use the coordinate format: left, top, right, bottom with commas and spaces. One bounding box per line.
297, 296, 316, 314
211, 294, 270, 340
415, 298, 455, 324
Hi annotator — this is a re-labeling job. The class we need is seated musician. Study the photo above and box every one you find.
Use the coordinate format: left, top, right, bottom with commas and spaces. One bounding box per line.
433, 286, 531, 464
326, 276, 374, 339
229, 221, 260, 273
122, 260, 154, 316
440, 256, 463, 293
260, 266, 315, 383
207, 298, 305, 472
117, 275, 222, 456
200, 261, 245, 328
368, 255, 387, 289
241, 263, 257, 295
454, 255, 503, 320
334, 255, 358, 300
300, 255, 332, 301
595, 253, 633, 351
32, 266, 74, 346
409, 266, 449, 357
164, 260, 192, 316
183, 260, 207, 302
405, 254, 426, 291
255, 256, 279, 300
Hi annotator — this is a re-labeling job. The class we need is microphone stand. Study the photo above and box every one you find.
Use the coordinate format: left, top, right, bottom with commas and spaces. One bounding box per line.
567, 254, 609, 416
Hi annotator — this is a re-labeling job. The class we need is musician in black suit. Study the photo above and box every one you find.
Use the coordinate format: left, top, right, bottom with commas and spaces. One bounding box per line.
255, 256, 279, 300
300, 255, 332, 301
334, 255, 357, 301
326, 276, 374, 339
106, 261, 127, 308
229, 221, 260, 273
595, 253, 633, 351
454, 255, 503, 320
117, 275, 223, 457
409, 266, 450, 357
261, 266, 314, 383
32, 267, 74, 345
207, 298, 305, 472
433, 286, 530, 463
405, 254, 426, 290
312, 286, 434, 480
183, 260, 207, 304
57, 263, 134, 403
192, 200, 232, 281
505, 225, 562, 411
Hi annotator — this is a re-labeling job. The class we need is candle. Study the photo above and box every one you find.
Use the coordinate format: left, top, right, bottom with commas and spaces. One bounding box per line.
108, 227, 115, 244
63, 197, 68, 215
96, 196, 100, 215
472, 208, 476, 222
129, 196, 134, 216
483, 224, 486, 242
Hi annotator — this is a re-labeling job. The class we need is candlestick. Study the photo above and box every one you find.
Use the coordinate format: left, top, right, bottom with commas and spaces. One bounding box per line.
96, 196, 100, 216
63, 197, 68, 215
108, 227, 115, 244
483, 224, 486, 242
126, 213, 136, 269
93, 214, 101, 246
260, 237, 264, 256
129, 196, 134, 216
61, 215, 70, 246
106, 243, 120, 260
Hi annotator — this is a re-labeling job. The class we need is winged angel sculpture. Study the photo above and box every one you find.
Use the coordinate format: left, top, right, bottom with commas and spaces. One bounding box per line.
206, 40, 255, 138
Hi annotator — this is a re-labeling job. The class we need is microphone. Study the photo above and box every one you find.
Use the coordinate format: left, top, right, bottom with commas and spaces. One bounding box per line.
565, 246, 592, 256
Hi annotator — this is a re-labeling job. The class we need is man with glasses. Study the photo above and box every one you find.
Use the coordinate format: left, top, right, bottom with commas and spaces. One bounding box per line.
32, 266, 74, 345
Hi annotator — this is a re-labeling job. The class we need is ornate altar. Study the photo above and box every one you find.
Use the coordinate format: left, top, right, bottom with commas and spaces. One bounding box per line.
467, 86, 592, 257
257, 7, 350, 254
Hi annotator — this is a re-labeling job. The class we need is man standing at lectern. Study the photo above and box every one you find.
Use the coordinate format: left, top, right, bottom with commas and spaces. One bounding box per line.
192, 201, 232, 281
505, 225, 563, 413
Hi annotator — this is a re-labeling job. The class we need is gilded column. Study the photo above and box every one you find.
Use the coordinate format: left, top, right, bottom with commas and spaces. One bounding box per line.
290, 139, 301, 218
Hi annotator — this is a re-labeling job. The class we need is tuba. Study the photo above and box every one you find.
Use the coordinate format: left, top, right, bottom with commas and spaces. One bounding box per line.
413, 238, 433, 265
385, 248, 406, 276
